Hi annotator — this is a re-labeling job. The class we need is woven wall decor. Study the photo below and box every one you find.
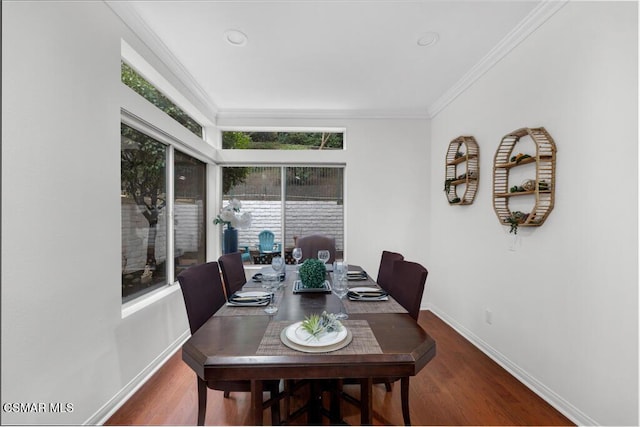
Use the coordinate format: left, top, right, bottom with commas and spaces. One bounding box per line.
492, 127, 556, 232
444, 136, 479, 205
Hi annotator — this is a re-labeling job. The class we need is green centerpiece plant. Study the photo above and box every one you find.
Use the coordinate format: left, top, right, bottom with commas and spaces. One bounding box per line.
301, 311, 343, 341
298, 258, 327, 288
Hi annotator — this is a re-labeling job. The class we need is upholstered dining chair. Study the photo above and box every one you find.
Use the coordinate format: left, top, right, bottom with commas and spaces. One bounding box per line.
388, 260, 428, 321
297, 234, 336, 264
177, 262, 282, 425
341, 259, 428, 425
376, 250, 404, 293
218, 252, 247, 299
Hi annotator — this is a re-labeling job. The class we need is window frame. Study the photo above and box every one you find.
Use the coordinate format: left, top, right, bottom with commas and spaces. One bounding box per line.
219, 163, 346, 261
119, 114, 212, 315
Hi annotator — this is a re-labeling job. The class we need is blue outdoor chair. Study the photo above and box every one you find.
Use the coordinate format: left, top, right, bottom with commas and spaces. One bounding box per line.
258, 230, 281, 254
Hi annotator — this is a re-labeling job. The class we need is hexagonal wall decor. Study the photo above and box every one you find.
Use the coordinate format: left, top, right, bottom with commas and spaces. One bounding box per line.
492, 127, 556, 232
444, 136, 479, 205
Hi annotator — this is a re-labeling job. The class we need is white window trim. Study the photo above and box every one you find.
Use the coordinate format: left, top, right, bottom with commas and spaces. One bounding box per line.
120, 113, 208, 316
122, 283, 181, 319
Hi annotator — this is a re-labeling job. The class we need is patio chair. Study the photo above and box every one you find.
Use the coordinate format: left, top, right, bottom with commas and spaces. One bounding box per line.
177, 262, 282, 425
258, 230, 281, 254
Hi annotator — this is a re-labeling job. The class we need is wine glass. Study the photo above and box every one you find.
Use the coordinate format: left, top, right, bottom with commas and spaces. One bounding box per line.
271, 256, 284, 273
318, 250, 330, 265
292, 247, 302, 267
262, 272, 279, 314
332, 277, 349, 320
335, 261, 349, 282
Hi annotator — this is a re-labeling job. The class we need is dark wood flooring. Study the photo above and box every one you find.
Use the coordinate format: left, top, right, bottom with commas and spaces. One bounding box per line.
105, 310, 574, 426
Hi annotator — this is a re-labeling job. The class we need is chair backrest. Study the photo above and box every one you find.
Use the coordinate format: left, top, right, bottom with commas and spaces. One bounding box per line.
177, 262, 227, 334
218, 252, 247, 298
297, 234, 336, 263
376, 250, 404, 293
258, 230, 276, 253
389, 260, 428, 321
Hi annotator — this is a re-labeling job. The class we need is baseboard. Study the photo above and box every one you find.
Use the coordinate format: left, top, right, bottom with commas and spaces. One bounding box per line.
425, 304, 598, 426
84, 329, 191, 425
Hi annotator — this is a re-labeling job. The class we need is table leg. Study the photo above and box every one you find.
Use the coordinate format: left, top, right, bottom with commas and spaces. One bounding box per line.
251, 379, 264, 426
360, 378, 373, 425
308, 380, 322, 425
197, 377, 207, 426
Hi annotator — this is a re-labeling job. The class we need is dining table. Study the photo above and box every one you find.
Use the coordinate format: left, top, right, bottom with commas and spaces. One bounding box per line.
181, 264, 436, 425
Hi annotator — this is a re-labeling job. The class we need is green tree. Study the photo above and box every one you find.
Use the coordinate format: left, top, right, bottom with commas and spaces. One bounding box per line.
121, 124, 166, 269
221, 132, 251, 194
121, 61, 203, 137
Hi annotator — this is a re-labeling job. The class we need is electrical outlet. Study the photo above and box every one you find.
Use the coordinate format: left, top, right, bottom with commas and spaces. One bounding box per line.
485, 309, 493, 325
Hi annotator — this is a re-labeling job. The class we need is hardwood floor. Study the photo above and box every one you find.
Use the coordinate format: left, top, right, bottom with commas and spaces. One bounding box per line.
105, 310, 574, 426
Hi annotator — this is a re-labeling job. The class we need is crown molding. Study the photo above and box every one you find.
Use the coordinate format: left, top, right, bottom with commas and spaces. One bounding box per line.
427, 0, 568, 119
106, 1, 219, 121
216, 108, 430, 121
107, 0, 567, 123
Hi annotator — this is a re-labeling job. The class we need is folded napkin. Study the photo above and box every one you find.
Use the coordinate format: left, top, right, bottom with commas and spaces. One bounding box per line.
347, 270, 368, 281
347, 288, 388, 301
252, 272, 286, 282
227, 292, 272, 306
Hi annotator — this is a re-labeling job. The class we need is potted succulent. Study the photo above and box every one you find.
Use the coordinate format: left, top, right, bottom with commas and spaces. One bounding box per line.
298, 259, 327, 288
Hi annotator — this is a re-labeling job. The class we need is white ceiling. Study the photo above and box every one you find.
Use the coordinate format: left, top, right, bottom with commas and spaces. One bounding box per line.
112, 1, 563, 119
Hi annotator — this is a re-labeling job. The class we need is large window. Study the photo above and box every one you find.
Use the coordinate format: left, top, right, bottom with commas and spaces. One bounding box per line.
222, 131, 343, 150
222, 166, 344, 263
121, 124, 168, 301
121, 61, 203, 138
121, 123, 207, 302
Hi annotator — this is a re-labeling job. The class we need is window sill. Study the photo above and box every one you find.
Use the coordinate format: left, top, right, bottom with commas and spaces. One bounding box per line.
121, 283, 181, 319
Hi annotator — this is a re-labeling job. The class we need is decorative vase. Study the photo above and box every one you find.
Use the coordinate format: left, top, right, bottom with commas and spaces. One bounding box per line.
223, 226, 238, 254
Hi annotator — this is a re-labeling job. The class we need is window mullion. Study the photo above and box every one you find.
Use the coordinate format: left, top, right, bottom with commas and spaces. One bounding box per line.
280, 167, 287, 257
166, 146, 175, 284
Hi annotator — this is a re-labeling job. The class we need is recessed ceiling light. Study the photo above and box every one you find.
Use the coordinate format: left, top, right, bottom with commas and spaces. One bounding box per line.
224, 29, 248, 47
417, 32, 439, 47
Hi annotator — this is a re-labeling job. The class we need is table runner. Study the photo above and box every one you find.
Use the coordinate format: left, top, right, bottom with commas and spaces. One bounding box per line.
256, 320, 382, 356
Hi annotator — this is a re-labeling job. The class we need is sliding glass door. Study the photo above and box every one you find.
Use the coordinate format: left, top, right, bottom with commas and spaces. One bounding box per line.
222, 166, 344, 263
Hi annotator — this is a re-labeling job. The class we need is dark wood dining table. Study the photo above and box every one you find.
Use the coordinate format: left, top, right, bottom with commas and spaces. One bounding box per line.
181, 265, 436, 425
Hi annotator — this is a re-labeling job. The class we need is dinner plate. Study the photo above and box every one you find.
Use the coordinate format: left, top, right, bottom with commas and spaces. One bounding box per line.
252, 273, 286, 282
349, 287, 385, 294
234, 291, 271, 298
285, 321, 347, 347
226, 298, 271, 307
347, 271, 368, 281
280, 328, 353, 353
347, 287, 388, 301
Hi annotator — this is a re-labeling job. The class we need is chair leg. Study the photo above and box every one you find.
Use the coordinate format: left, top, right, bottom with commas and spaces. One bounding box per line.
400, 377, 411, 426
197, 377, 207, 426
360, 378, 373, 425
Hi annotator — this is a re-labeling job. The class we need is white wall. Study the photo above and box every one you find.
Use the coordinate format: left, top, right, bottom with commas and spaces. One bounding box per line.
1, 2, 194, 424
428, 2, 638, 425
